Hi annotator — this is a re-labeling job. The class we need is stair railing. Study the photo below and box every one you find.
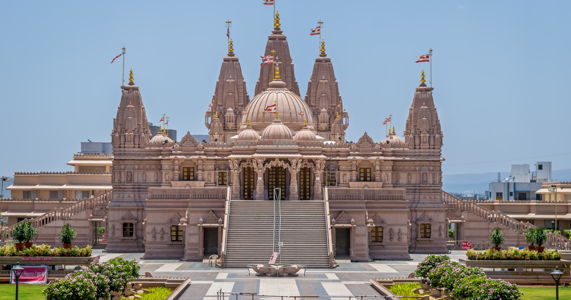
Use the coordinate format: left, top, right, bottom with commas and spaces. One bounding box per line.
219, 186, 232, 267
324, 187, 336, 267
443, 191, 570, 250
0, 190, 112, 241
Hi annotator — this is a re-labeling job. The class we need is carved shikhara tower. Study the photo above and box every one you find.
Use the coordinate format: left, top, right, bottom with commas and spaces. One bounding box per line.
106, 16, 447, 259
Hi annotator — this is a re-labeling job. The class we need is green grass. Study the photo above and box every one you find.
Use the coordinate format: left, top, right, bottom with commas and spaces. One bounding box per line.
122, 287, 172, 300
0, 284, 46, 300
389, 283, 427, 299
520, 287, 571, 300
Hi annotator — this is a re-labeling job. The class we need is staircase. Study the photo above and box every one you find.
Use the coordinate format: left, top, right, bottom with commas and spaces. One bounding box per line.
0, 191, 112, 242
443, 192, 571, 250
223, 200, 332, 268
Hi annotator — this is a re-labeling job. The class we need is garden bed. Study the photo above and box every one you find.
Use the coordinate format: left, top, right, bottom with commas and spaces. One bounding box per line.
461, 258, 571, 285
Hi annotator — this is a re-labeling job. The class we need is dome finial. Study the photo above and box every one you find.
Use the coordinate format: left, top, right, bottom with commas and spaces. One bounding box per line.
246, 119, 251, 126
304, 119, 308, 126
274, 11, 281, 30
420, 70, 426, 86
320, 40, 327, 57
274, 62, 281, 80
129, 69, 135, 85
275, 111, 279, 120
228, 39, 234, 56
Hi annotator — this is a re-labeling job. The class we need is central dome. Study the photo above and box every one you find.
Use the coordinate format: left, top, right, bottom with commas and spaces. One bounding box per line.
241, 80, 313, 131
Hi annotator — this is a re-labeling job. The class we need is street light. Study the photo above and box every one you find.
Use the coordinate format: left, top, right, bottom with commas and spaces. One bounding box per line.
548, 185, 558, 230
0, 176, 10, 199
550, 267, 564, 300
11, 265, 24, 300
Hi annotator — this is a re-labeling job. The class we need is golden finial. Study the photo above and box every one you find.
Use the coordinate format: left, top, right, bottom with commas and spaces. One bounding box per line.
304, 119, 308, 126
420, 70, 426, 85
275, 111, 279, 120
246, 119, 251, 126
129, 69, 134, 85
274, 11, 281, 29
336, 111, 340, 118
228, 39, 234, 56
215, 111, 219, 118
320, 40, 326, 56
274, 62, 281, 80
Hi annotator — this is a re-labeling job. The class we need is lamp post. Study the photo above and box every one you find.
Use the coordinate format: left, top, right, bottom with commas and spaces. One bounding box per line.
550, 267, 563, 300
11, 265, 24, 300
548, 185, 558, 230
0, 176, 10, 198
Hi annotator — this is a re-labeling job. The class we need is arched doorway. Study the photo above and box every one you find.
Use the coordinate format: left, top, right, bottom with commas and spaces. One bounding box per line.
266, 166, 287, 200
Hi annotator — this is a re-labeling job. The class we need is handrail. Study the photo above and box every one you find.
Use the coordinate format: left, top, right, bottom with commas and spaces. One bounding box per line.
443, 191, 570, 250
324, 187, 336, 267
0, 190, 112, 241
219, 186, 232, 266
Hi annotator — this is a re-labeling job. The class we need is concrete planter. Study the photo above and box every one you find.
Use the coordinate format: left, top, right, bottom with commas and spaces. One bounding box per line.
0, 255, 99, 266
461, 259, 571, 284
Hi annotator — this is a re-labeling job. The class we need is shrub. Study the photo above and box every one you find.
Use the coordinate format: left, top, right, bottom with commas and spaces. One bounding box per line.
59, 224, 76, 244
415, 255, 450, 278
472, 278, 522, 299
0, 244, 92, 257
439, 265, 484, 291
534, 228, 547, 247
524, 228, 536, 246
44, 273, 97, 300
11, 220, 37, 243
450, 274, 488, 299
466, 247, 560, 260
448, 228, 455, 239
68, 271, 110, 300
426, 261, 459, 288
489, 227, 504, 249
139, 287, 173, 300
89, 257, 140, 292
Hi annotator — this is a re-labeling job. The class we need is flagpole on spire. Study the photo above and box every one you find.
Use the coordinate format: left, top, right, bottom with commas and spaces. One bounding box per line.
429, 48, 433, 87
225, 20, 233, 56
121, 47, 126, 86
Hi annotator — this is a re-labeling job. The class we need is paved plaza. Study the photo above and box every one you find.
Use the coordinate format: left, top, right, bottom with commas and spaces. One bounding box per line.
96, 250, 467, 299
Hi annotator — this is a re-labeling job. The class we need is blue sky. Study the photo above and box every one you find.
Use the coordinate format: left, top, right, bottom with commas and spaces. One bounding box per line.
0, 0, 570, 178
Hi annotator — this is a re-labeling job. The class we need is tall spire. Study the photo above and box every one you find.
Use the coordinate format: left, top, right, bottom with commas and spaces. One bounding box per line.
305, 39, 347, 139
404, 71, 443, 150
255, 11, 300, 95
112, 69, 151, 149
205, 33, 249, 135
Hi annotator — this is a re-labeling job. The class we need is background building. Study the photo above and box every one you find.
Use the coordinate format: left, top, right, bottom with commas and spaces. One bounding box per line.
487, 162, 552, 201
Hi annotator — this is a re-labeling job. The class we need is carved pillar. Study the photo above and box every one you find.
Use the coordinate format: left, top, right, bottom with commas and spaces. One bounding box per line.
351, 161, 357, 182
374, 160, 381, 182
196, 159, 204, 181
314, 159, 325, 199
253, 159, 265, 200
229, 160, 240, 199
173, 160, 181, 182
381, 161, 394, 187
289, 159, 301, 200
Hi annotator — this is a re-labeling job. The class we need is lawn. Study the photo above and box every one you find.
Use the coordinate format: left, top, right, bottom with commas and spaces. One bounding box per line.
520, 287, 571, 300
0, 284, 46, 300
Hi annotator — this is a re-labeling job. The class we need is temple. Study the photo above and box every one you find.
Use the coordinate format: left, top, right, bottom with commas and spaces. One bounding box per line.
105, 14, 448, 266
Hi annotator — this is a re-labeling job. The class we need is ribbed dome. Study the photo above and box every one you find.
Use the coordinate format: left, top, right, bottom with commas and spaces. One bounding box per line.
261, 119, 293, 140
241, 80, 313, 131
149, 133, 174, 145
381, 127, 405, 146
294, 126, 318, 141
237, 126, 261, 141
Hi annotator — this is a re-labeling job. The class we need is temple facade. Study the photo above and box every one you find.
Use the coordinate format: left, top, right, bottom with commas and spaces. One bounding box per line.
105, 15, 448, 265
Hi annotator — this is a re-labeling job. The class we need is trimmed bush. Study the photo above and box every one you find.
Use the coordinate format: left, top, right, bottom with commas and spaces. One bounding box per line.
0, 244, 92, 257
414, 255, 450, 278
68, 271, 111, 300
466, 247, 561, 260
44, 272, 97, 300
489, 227, 504, 249
452, 275, 522, 299
59, 223, 77, 244
89, 257, 140, 293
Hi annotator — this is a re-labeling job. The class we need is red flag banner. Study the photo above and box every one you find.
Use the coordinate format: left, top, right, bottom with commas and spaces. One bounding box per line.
110, 53, 123, 64
261, 55, 274, 65
263, 0, 275, 5
264, 104, 277, 112
383, 115, 392, 125
310, 26, 321, 36
416, 54, 430, 63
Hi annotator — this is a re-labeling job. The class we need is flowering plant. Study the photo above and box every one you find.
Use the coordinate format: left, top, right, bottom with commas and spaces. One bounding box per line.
414, 255, 450, 278
452, 275, 522, 299
466, 247, 560, 260
0, 244, 92, 257
43, 272, 97, 300
89, 257, 140, 292
68, 271, 110, 300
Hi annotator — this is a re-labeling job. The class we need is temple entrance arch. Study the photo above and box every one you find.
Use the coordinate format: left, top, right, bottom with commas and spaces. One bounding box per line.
266, 166, 287, 200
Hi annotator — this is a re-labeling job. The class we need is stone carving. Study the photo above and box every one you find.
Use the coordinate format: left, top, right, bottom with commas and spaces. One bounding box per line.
397, 228, 402, 242
151, 227, 157, 241
356, 132, 375, 147
389, 227, 394, 241
159, 227, 166, 241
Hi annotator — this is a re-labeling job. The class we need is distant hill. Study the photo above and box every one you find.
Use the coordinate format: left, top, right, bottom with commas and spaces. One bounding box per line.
443, 169, 571, 194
